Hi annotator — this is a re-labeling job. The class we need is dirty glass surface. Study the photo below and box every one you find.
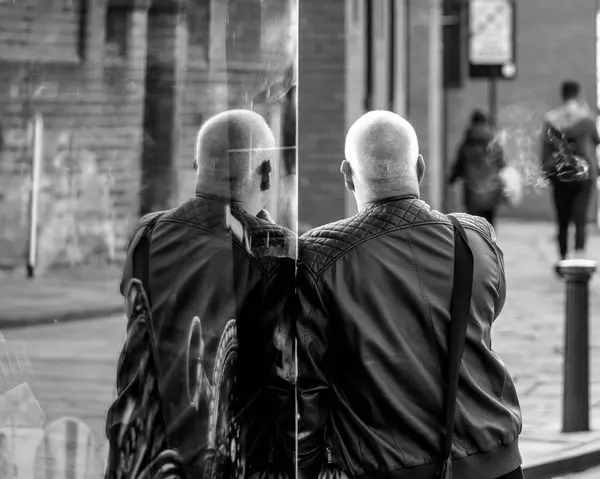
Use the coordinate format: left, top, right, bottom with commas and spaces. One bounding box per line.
0, 0, 297, 477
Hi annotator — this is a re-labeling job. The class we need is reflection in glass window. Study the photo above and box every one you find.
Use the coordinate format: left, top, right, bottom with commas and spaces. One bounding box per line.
0, 0, 297, 477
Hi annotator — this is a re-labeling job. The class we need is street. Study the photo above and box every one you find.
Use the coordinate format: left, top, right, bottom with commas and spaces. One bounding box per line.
554, 465, 600, 478
3, 315, 125, 448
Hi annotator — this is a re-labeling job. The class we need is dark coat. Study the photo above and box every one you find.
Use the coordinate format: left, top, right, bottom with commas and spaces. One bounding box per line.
450, 125, 506, 214
106, 195, 296, 476
296, 197, 522, 479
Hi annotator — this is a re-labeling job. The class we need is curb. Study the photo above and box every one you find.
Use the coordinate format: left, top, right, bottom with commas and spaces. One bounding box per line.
523, 444, 600, 478
0, 306, 123, 330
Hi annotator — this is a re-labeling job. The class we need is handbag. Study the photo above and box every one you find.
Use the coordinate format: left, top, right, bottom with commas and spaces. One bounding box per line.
543, 123, 590, 183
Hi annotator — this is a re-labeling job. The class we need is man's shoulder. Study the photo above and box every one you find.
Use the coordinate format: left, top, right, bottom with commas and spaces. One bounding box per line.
126, 210, 170, 251
160, 197, 223, 231
139, 210, 170, 228
299, 199, 449, 275
448, 212, 497, 245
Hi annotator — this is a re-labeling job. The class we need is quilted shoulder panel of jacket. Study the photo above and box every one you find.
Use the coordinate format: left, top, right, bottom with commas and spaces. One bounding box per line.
161, 197, 296, 273
299, 199, 496, 276
299, 199, 441, 275
125, 209, 171, 253
448, 211, 497, 245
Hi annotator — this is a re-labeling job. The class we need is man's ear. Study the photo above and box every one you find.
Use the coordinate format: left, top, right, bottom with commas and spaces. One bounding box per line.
340, 160, 355, 192
416, 155, 426, 184
258, 160, 272, 191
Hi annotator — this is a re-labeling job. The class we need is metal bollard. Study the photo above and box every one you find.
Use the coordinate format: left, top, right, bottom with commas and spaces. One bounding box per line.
557, 259, 597, 432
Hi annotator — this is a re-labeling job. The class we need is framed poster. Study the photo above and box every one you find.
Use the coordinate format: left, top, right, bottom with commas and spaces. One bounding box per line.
468, 0, 516, 79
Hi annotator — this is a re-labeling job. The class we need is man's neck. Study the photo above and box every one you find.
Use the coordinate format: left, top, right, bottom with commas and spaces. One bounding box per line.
195, 183, 263, 216
356, 185, 420, 211
232, 198, 263, 216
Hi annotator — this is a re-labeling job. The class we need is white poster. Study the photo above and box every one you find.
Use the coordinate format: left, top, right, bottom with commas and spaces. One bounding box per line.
469, 0, 514, 65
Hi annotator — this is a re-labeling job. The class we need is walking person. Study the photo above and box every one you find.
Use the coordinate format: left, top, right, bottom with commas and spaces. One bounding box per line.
295, 110, 523, 479
449, 110, 506, 228
542, 80, 600, 269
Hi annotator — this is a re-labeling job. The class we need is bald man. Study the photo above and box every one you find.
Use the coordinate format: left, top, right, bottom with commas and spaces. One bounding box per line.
295, 111, 523, 479
106, 110, 296, 477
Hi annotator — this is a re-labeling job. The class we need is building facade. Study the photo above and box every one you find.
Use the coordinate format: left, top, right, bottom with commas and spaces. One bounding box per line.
299, 0, 598, 230
298, 0, 445, 231
445, 0, 598, 222
0, 0, 294, 270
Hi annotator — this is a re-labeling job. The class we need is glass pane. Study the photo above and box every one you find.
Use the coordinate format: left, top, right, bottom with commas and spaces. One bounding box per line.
0, 0, 297, 476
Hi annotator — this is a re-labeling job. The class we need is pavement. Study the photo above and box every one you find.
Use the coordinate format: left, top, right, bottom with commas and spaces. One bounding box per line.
1, 220, 600, 477
2, 316, 124, 476
553, 464, 600, 478
493, 220, 600, 478
0, 263, 123, 329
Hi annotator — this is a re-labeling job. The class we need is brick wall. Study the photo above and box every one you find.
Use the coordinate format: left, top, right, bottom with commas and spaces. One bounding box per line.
0, 0, 295, 270
298, 0, 435, 230
177, 0, 295, 224
0, 0, 147, 271
406, 0, 436, 206
298, 0, 347, 230
0, 0, 81, 63
445, 0, 598, 221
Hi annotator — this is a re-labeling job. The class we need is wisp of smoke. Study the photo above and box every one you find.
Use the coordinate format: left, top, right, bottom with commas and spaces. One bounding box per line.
492, 103, 550, 194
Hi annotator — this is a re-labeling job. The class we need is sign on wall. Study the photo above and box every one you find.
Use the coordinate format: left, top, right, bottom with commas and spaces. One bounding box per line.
469, 0, 516, 79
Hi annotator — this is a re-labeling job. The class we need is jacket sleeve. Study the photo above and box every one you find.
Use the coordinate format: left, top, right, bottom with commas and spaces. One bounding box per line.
592, 119, 600, 146
119, 212, 163, 297
459, 215, 506, 321
540, 120, 557, 176
492, 241, 507, 321
296, 261, 331, 477
561, 117, 599, 145
449, 144, 466, 184
478, 217, 507, 320
264, 257, 297, 475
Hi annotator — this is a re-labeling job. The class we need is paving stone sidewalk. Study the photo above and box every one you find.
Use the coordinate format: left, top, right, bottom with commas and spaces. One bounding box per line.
0, 263, 123, 328
492, 220, 600, 476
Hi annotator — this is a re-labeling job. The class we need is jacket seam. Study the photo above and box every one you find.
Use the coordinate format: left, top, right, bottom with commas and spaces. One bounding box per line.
404, 227, 445, 390
306, 220, 450, 278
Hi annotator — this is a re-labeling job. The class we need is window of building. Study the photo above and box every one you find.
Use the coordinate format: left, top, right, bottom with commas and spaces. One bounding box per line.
105, 3, 130, 60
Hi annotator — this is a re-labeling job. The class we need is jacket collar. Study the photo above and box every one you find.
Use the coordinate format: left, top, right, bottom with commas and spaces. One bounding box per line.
364, 194, 420, 210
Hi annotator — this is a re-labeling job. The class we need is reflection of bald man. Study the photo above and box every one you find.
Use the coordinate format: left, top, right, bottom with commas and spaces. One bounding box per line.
194, 109, 275, 213
107, 110, 296, 477
296, 111, 523, 479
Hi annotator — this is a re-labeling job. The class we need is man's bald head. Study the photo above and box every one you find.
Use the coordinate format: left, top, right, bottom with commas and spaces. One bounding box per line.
195, 109, 276, 196
344, 110, 421, 187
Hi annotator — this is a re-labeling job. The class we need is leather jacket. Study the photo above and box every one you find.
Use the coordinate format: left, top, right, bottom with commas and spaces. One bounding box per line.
295, 196, 522, 479
106, 195, 296, 476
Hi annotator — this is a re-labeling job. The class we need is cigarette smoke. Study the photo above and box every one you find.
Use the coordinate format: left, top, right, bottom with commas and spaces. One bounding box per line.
492, 103, 550, 194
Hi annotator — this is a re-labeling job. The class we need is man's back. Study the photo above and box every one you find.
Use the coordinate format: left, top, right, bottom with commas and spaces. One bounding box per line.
296, 197, 522, 479
110, 195, 296, 475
